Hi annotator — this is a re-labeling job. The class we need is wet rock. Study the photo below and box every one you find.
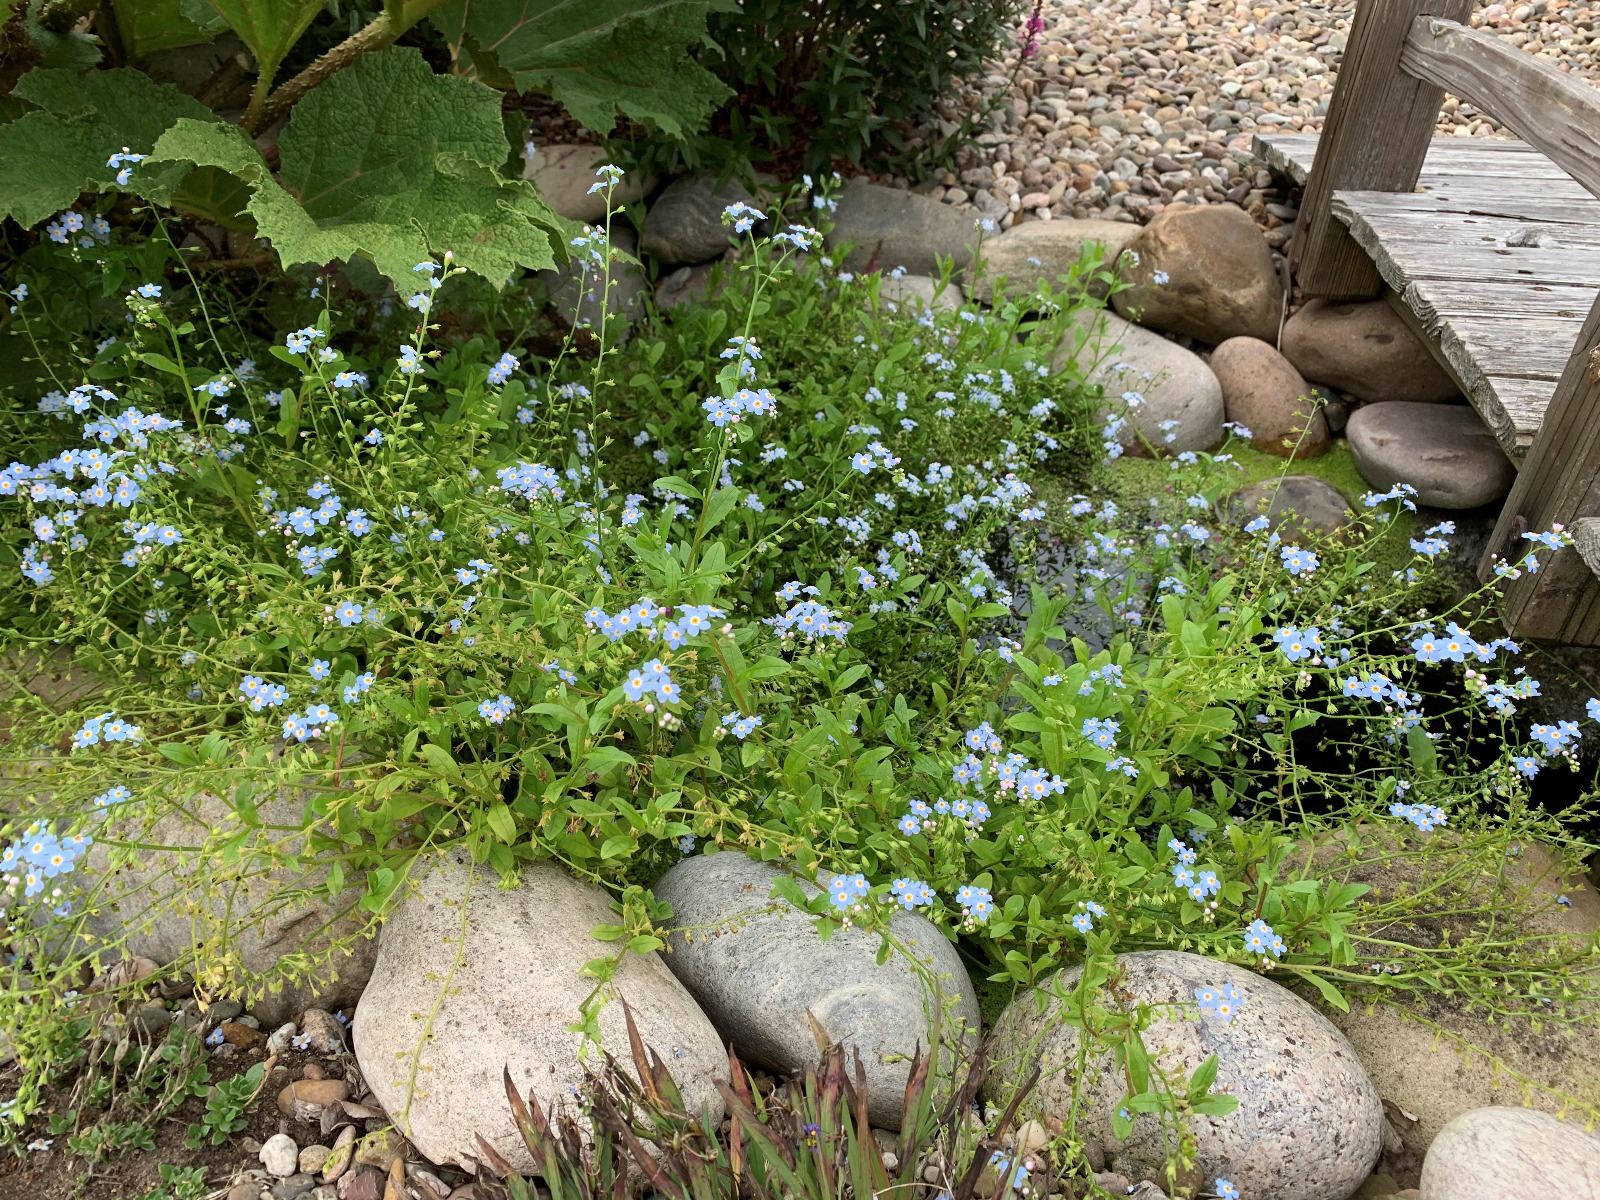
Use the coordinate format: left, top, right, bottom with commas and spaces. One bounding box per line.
641, 174, 753, 265
1058, 308, 1223, 456
1113, 204, 1282, 344
992, 950, 1382, 1200
1282, 300, 1459, 405
966, 219, 1140, 302
261, 1133, 300, 1178
1419, 1107, 1600, 1199
653, 853, 979, 1130
353, 850, 724, 1173
1223, 476, 1353, 539
826, 179, 976, 276
1346, 402, 1514, 508
1210, 336, 1328, 458
522, 144, 650, 225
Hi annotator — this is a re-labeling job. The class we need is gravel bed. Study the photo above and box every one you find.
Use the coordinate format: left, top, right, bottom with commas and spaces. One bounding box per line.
879, 0, 1600, 235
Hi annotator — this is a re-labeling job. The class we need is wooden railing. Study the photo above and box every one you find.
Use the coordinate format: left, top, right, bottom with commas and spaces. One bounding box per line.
1290, 0, 1600, 643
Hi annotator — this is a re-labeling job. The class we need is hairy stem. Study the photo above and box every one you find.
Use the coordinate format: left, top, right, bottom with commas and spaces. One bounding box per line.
247, 12, 398, 134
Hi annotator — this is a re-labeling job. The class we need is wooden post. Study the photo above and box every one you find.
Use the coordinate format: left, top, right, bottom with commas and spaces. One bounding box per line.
1290, 0, 1473, 300
1479, 293, 1600, 643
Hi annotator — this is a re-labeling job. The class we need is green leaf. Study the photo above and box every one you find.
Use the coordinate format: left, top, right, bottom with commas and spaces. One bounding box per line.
484, 801, 516, 843
145, 53, 571, 289
158, 743, 200, 766
701, 486, 740, 532
433, 0, 732, 136
111, 0, 222, 56
651, 475, 701, 499
1293, 967, 1350, 1013
599, 834, 634, 859
0, 68, 218, 227
199, 0, 323, 91
420, 743, 461, 777
170, 165, 258, 232
1406, 725, 1438, 779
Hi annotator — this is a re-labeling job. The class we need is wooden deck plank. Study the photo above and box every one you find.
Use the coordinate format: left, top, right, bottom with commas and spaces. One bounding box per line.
1259, 130, 1597, 461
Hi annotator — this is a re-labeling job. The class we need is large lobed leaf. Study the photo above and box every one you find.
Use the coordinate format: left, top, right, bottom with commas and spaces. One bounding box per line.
146, 49, 572, 288
432, 0, 732, 137
193, 0, 324, 87
0, 68, 217, 228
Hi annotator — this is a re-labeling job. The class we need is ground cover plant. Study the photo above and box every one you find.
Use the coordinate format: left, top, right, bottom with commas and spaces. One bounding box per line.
0, 165, 1597, 1189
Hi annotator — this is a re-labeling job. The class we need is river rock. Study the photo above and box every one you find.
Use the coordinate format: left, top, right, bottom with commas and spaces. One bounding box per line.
353, 851, 724, 1173
538, 221, 647, 341
652, 853, 980, 1129
826, 179, 976, 276
1419, 1108, 1600, 1199
261, 1134, 300, 1177
992, 950, 1382, 1200
1211, 336, 1329, 458
1224, 476, 1353, 538
1282, 300, 1460, 405
1346, 402, 1514, 508
640, 174, 754, 265
1057, 308, 1223, 455
878, 272, 964, 315
656, 260, 724, 311
1112, 204, 1282, 344
66, 792, 376, 1026
522, 145, 651, 225
966, 219, 1140, 302
298, 1008, 346, 1054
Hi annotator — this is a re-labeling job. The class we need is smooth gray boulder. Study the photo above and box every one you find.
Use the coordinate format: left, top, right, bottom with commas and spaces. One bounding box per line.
1419, 1107, 1600, 1199
991, 951, 1383, 1200
538, 222, 647, 341
966, 219, 1140, 302
653, 853, 979, 1129
353, 852, 724, 1173
1211, 336, 1329, 459
825, 179, 976, 276
1346, 402, 1515, 509
1224, 475, 1353, 538
641, 174, 755, 265
877, 272, 964, 315
1058, 307, 1224, 455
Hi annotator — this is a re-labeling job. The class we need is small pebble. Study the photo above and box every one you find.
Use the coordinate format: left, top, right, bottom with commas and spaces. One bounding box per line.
259, 1132, 300, 1177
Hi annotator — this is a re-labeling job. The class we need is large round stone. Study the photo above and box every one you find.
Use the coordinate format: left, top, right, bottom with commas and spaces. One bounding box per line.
641, 174, 755, 265
1211, 336, 1329, 459
652, 853, 979, 1129
1282, 300, 1460, 405
825, 179, 976, 276
991, 951, 1383, 1200
353, 852, 724, 1173
1223, 475, 1353, 538
521, 145, 652, 225
1346, 402, 1514, 508
1058, 308, 1224, 455
1419, 1108, 1600, 1199
966, 219, 1140, 302
68, 791, 376, 1026
1112, 204, 1283, 344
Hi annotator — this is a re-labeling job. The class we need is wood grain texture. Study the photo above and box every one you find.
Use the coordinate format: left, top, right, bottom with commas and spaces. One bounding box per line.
1334, 194, 1592, 457
1400, 18, 1600, 201
1479, 292, 1600, 643
1289, 0, 1474, 299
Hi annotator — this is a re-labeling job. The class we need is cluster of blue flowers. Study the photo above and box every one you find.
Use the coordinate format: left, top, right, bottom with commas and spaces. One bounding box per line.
764, 597, 851, 643
1243, 918, 1285, 960
1071, 899, 1107, 933
955, 883, 995, 924
889, 878, 935, 909
720, 711, 763, 739
240, 675, 289, 711
479, 694, 516, 724
623, 660, 681, 706
828, 872, 870, 913
897, 795, 993, 836
1390, 800, 1447, 832
73, 711, 142, 749
1272, 625, 1323, 663
1, 822, 91, 901
281, 702, 339, 743
1194, 982, 1243, 1023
